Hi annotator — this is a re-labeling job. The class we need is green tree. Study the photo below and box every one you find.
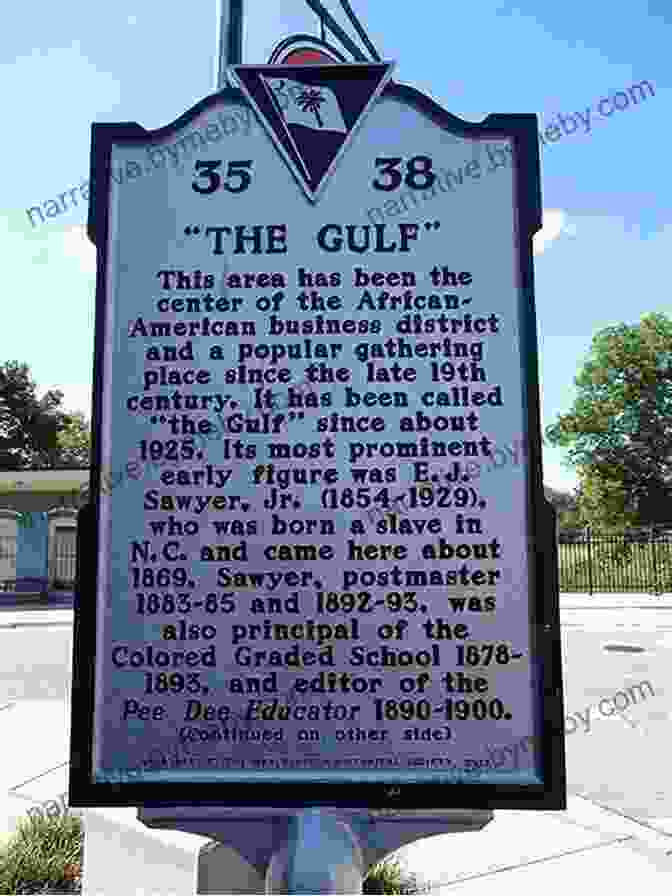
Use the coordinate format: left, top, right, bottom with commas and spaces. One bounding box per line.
545, 313, 672, 531
544, 485, 583, 528
556, 502, 587, 529
572, 464, 641, 531
56, 410, 91, 467
0, 361, 88, 470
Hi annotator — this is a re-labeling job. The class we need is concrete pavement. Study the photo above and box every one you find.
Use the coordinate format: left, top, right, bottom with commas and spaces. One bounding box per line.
0, 607, 73, 628
398, 794, 672, 892
0, 594, 670, 893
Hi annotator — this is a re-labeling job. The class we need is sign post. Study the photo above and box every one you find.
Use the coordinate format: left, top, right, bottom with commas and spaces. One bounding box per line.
215, 0, 243, 88
70, 2, 564, 890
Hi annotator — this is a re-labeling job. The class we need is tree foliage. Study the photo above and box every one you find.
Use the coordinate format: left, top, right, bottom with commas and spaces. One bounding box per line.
0, 361, 90, 470
572, 465, 641, 531
56, 411, 91, 468
544, 485, 584, 528
545, 313, 672, 530
544, 485, 577, 512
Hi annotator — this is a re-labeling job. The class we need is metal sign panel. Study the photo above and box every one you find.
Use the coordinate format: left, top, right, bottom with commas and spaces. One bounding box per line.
69, 64, 565, 810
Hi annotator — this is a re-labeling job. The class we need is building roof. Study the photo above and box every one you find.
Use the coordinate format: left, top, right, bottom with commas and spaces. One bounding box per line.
0, 469, 89, 494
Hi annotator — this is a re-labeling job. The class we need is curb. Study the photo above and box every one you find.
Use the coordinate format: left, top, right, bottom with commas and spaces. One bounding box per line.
0, 610, 74, 629
561, 602, 672, 609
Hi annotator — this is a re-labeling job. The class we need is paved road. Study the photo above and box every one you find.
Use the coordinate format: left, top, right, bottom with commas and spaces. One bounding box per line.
560, 607, 672, 821
1, 604, 670, 824
0, 623, 72, 702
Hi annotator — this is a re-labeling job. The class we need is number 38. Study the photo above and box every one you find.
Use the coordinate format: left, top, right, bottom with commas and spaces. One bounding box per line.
372, 156, 435, 191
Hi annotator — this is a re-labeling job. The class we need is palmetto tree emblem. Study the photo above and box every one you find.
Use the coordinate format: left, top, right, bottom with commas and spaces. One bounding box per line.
296, 87, 327, 127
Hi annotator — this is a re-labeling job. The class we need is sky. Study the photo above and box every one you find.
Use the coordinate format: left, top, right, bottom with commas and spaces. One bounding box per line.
1, 0, 669, 493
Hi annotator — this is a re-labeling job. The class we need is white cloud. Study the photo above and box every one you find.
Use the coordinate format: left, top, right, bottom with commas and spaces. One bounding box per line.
1, 214, 94, 278
0, 210, 95, 394
533, 208, 570, 256
542, 461, 579, 492
59, 224, 96, 275
39, 383, 92, 420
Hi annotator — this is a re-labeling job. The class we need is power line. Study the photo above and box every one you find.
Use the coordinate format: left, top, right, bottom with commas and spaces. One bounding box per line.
302, 0, 369, 61
337, 0, 381, 61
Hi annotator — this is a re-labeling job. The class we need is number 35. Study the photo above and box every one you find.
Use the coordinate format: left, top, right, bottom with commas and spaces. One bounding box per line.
192, 159, 253, 195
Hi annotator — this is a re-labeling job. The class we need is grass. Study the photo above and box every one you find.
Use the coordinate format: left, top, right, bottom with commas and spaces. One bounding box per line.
363, 854, 432, 894
0, 814, 82, 894
1, 816, 432, 895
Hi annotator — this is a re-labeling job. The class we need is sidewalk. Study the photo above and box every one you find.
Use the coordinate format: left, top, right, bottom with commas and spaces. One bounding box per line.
559, 593, 672, 609
0, 595, 670, 893
0, 606, 73, 628
398, 795, 672, 892
1, 701, 671, 894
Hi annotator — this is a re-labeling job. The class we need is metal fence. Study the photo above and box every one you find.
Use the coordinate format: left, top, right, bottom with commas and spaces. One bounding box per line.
558, 528, 672, 595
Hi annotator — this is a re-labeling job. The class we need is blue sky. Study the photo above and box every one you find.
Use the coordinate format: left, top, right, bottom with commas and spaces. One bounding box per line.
1, 0, 669, 493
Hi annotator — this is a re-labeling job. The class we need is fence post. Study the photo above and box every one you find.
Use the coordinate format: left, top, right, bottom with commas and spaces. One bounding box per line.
586, 526, 593, 595
650, 524, 660, 596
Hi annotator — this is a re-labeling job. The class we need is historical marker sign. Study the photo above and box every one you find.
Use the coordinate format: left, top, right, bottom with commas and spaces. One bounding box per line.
69, 59, 565, 809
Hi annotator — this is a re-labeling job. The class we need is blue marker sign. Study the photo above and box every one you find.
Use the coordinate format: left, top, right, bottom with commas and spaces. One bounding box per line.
69, 61, 565, 811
